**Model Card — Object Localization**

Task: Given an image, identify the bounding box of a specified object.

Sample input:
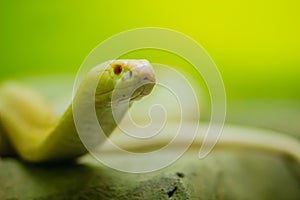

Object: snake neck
[0,80,130,162]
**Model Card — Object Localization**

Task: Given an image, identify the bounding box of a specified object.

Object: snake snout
[132,60,156,98]
[134,59,156,84]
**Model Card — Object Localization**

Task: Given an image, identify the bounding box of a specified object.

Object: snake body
[0,60,155,162]
[0,59,300,165]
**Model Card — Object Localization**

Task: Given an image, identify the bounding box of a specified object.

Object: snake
[1,59,300,164]
[0,59,155,162]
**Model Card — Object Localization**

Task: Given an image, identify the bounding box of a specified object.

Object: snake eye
[113,64,122,75]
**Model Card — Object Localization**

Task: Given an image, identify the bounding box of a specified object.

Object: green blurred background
[1,0,299,135]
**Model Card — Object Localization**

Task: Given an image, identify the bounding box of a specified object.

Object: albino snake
[0,59,300,165]
[0,60,155,162]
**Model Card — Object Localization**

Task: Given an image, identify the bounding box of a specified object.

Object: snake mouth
[129,83,151,101]
[104,79,155,107]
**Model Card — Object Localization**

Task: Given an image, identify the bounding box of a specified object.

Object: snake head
[84,59,155,108]
[108,59,156,104]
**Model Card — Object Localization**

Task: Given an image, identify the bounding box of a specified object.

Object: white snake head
[90,59,156,107]
[110,59,156,104]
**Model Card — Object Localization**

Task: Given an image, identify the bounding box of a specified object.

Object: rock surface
[1,148,299,200]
